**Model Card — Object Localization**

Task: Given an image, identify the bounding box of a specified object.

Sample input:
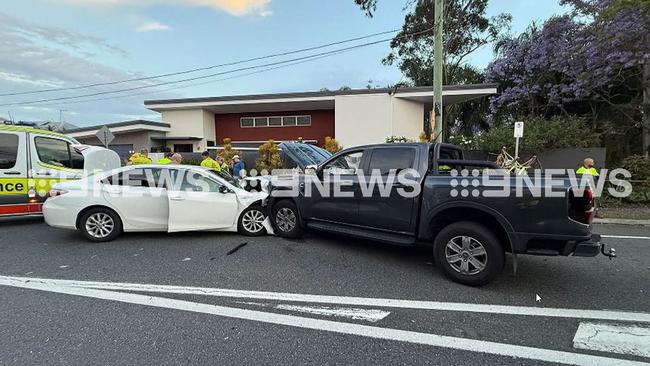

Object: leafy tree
[485,0,649,160]
[354,0,510,86]
[354,0,510,138]
[255,140,282,172]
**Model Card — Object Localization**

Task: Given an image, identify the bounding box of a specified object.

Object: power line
[0,27,433,108]
[35,50,351,107]
[0,29,399,97]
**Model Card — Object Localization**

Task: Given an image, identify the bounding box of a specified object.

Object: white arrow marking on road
[602,235,650,240]
[536,294,542,302]
[573,323,650,358]
[3,276,648,324]
[0,277,647,366]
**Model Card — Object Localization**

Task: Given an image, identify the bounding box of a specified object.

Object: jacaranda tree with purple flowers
[485,0,650,160]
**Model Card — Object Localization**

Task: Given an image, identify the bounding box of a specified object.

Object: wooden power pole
[433,0,444,143]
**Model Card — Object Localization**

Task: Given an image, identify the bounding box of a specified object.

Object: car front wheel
[238,205,268,237]
[79,207,123,242]
[433,221,504,286]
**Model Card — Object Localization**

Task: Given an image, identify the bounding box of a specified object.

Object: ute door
[302,149,366,224]
[0,130,28,215]
[167,169,239,233]
[30,133,83,200]
[357,146,419,233]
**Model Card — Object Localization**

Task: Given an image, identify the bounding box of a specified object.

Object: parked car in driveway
[268,143,614,286]
[43,165,271,242]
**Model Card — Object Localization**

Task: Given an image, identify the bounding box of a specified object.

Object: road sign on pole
[95,125,115,148]
[514,121,524,159]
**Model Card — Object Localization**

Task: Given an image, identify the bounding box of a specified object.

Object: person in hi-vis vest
[576,158,599,176]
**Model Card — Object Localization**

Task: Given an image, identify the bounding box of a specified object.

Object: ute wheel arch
[425,204,517,275]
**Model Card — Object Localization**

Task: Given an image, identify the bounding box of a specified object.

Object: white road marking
[602,235,650,241]
[573,322,650,358]
[0,277,646,366]
[237,301,391,322]
[274,304,390,322]
[3,276,648,324]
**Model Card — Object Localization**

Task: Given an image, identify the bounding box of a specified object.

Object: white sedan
[43,165,272,242]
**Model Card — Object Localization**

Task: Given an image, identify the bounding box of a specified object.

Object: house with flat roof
[144,84,497,151]
[65,120,171,157]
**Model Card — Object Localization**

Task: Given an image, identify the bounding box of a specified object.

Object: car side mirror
[219,185,231,194]
[305,164,318,175]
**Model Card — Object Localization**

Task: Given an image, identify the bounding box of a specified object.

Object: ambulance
[0,124,120,216]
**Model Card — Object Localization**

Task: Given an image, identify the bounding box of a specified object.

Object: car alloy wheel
[242,209,266,234]
[275,207,296,233]
[445,235,488,275]
[85,212,115,239]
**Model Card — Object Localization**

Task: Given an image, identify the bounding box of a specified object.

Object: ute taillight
[569,187,596,225]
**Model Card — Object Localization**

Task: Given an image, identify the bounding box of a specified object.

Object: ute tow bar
[601,244,616,260]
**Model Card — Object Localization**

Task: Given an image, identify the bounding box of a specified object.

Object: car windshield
[281,143,332,169]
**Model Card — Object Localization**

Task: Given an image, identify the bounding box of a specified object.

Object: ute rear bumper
[573,234,616,258]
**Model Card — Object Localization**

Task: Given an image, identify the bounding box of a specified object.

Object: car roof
[0,124,69,138]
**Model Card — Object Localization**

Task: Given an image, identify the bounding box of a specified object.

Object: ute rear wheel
[79,207,123,242]
[433,221,504,286]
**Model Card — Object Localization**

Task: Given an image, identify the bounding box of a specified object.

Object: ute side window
[368,148,415,175]
[0,134,19,169]
[34,137,84,169]
[322,151,364,175]
[437,146,463,175]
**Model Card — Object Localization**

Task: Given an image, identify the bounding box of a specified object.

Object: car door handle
[2,171,21,175]
[170,196,185,201]
[36,171,52,176]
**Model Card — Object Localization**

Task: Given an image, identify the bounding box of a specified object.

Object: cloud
[55,0,272,16]
[0,12,178,124]
[136,21,172,32]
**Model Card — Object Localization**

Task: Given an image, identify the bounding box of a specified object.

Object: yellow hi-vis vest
[201,157,222,172]
[576,166,599,176]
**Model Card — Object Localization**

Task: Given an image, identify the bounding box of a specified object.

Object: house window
[174,144,193,153]
[268,117,282,126]
[240,115,311,128]
[240,118,254,127]
[297,116,311,126]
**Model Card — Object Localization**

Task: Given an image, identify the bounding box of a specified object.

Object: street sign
[514,121,524,138]
[95,125,115,148]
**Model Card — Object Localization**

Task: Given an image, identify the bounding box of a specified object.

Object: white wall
[334,94,393,148]
[391,98,424,140]
[334,94,425,148]
[161,109,215,151]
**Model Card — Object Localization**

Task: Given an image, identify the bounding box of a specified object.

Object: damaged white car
[43,165,271,242]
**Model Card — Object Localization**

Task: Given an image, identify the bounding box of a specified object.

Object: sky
[0,0,569,127]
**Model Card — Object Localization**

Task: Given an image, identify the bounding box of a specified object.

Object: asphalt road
[0,217,648,366]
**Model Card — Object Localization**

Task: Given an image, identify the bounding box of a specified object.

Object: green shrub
[475,116,599,155]
[620,155,650,203]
